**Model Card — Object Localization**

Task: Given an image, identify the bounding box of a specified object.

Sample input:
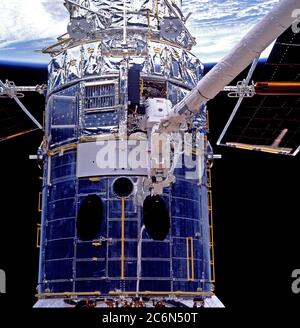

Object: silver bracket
[0,79,45,129]
[223,80,256,98]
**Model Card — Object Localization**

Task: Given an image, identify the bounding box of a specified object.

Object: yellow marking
[36,224,41,248]
[208,190,213,211]
[109,291,213,296]
[47,143,77,156]
[36,291,101,297]
[38,192,42,212]
[140,78,144,97]
[190,237,194,281]
[154,47,161,54]
[206,169,212,188]
[186,237,195,281]
[207,167,216,283]
[42,37,72,53]
[89,177,101,182]
[155,0,159,17]
[226,142,292,155]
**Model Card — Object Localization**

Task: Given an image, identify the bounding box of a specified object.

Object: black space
[0,62,299,325]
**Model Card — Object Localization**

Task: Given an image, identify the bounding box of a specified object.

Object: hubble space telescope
[0,0,299,307]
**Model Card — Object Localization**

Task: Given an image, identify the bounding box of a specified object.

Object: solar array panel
[220,26,300,155]
[0,97,39,142]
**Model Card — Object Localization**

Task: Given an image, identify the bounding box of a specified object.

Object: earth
[0,0,277,65]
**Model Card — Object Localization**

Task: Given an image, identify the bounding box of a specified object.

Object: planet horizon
[0,0,278,65]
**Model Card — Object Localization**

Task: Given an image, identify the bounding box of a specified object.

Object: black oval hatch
[77,194,103,241]
[143,195,170,241]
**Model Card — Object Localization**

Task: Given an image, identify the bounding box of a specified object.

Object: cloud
[0,0,278,64]
[0,0,68,47]
[0,47,16,52]
[182,0,278,62]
